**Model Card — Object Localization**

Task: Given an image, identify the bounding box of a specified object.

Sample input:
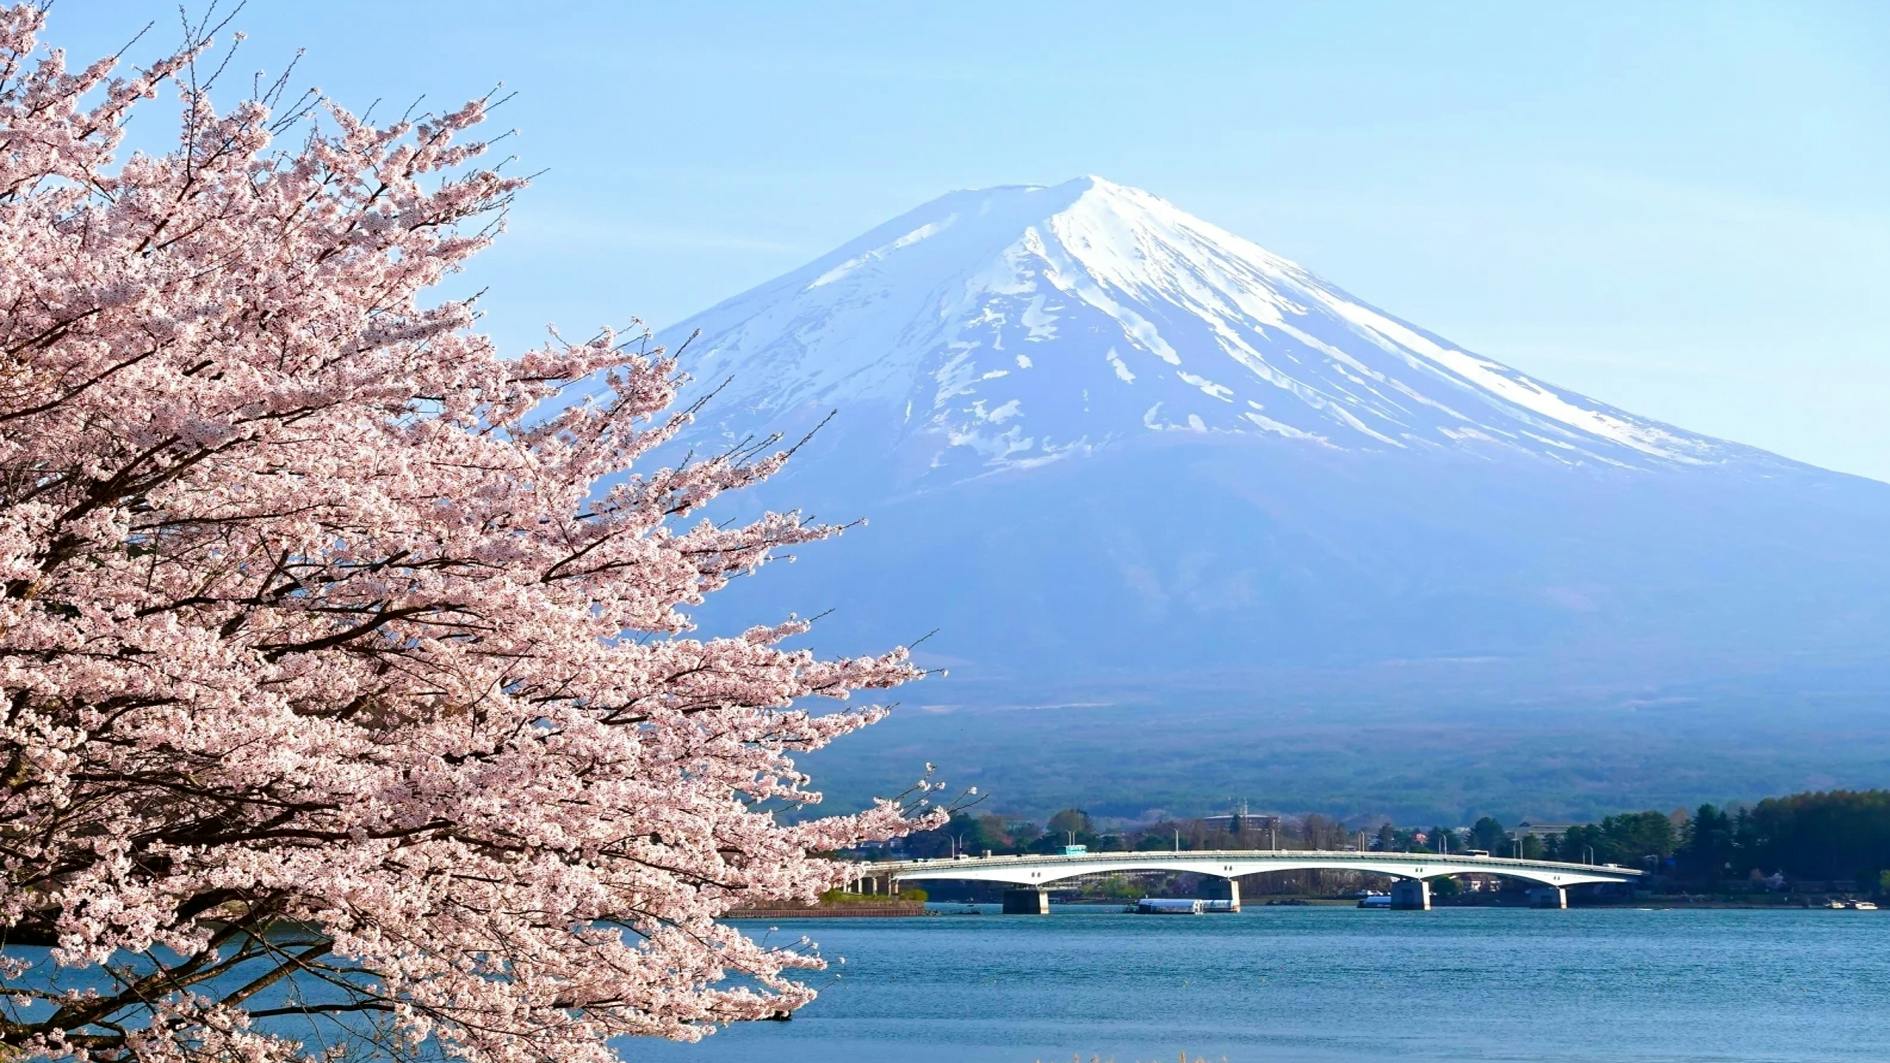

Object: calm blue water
[632,905,1890,1063]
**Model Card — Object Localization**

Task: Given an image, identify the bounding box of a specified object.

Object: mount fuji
[645,177,1890,818]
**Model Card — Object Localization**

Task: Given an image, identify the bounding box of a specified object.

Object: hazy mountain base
[718,427,1890,673]
[678,435,1890,824]
[799,658,1890,825]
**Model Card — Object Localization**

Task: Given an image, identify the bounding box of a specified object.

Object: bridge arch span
[866,851,1639,892]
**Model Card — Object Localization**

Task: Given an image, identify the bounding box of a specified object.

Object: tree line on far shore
[894,789,1890,893]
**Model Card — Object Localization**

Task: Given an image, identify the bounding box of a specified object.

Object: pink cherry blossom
[0,7,937,1061]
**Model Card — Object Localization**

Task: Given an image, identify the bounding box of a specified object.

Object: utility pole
[1173,828,1179,853]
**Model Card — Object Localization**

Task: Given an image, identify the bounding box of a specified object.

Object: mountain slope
[670,176,1801,486]
[634,177,1890,816]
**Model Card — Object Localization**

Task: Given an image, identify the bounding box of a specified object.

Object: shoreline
[723,903,930,919]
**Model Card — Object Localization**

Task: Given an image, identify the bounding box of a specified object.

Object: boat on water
[1849,900,1879,911]
[1825,899,1848,909]
[1130,897,1205,915]
[1357,893,1392,909]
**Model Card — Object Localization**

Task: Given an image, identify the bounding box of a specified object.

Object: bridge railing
[857,849,1643,877]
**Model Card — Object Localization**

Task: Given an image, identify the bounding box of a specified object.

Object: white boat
[1133,897,1204,915]
[1850,900,1878,911]
[1357,893,1392,909]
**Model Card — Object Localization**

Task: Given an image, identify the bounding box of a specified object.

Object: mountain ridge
[661,176,1820,494]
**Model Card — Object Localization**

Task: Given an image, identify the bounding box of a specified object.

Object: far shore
[723,895,1884,918]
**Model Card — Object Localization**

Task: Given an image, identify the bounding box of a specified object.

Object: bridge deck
[857,849,1643,889]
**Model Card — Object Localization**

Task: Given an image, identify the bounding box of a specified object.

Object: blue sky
[72,2,1890,480]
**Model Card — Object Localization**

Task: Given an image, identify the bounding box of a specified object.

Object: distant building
[1510,821,1575,841]
[1200,813,1281,834]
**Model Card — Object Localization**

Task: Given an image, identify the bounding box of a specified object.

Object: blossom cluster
[0,7,934,1061]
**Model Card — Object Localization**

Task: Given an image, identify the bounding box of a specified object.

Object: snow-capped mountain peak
[665,177,1777,485]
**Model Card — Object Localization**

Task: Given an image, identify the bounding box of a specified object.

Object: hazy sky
[72,2,1890,480]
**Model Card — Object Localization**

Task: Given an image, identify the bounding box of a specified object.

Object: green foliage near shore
[887,789,1890,895]
[1506,790,1890,891]
[1546,811,1679,866]
[1677,791,1890,887]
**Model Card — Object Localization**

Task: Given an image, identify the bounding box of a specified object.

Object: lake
[633,904,1890,1062]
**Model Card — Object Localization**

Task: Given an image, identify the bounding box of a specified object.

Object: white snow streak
[664,174,1751,482]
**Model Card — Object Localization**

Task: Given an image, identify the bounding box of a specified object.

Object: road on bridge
[850,849,1643,912]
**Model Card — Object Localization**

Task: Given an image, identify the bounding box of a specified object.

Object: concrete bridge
[855,849,1644,912]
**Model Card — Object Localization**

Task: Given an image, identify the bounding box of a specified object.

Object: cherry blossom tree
[0,7,939,1060]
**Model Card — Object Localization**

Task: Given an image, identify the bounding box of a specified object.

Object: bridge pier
[1002,888,1050,915]
[1529,885,1568,909]
[1389,879,1431,911]
[1217,878,1241,912]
